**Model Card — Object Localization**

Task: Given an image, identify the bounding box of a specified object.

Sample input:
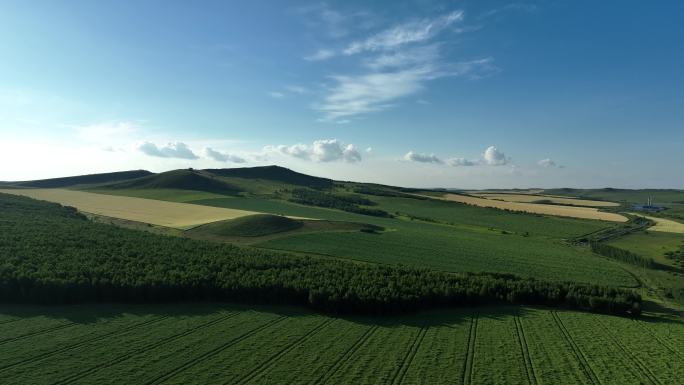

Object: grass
[470,192,620,207]
[608,231,684,265]
[0,303,681,385]
[172,195,637,286]
[0,188,258,229]
[257,225,637,287]
[369,196,614,239]
[187,214,304,237]
[431,193,628,222]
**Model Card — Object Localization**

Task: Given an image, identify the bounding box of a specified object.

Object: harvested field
[428,193,627,222]
[470,193,619,207]
[0,188,258,229]
[630,213,684,234]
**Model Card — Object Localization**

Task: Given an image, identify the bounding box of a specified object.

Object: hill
[189,214,304,237]
[9,170,153,188]
[101,169,239,195]
[203,165,333,189]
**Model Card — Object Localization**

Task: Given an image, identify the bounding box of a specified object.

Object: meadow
[0,303,681,385]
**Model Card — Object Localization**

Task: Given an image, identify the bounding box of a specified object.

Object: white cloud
[268,91,285,99]
[404,151,442,164]
[137,141,199,160]
[317,66,434,120]
[308,10,496,122]
[538,158,564,168]
[483,146,508,165]
[204,147,246,163]
[447,157,475,167]
[304,49,336,61]
[272,143,311,160]
[343,11,464,55]
[265,139,362,163]
[365,147,373,153]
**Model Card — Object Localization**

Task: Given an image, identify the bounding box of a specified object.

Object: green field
[174,195,637,286]
[0,303,681,385]
[5,168,684,384]
[608,231,684,266]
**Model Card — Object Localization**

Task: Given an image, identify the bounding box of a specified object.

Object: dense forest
[0,193,641,316]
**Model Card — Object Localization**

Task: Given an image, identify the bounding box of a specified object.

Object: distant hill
[203,165,333,189]
[102,169,239,195]
[11,170,153,188]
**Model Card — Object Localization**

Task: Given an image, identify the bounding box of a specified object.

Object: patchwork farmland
[2,167,684,384]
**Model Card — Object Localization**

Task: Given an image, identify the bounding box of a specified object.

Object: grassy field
[0,188,258,229]
[68,190,631,286]
[608,231,684,265]
[429,193,627,222]
[469,193,620,207]
[0,303,681,385]
[256,227,637,286]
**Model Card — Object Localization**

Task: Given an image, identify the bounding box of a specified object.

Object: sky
[1,0,683,188]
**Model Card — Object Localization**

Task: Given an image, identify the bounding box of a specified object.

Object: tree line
[589,242,655,269]
[288,188,393,218]
[0,193,641,316]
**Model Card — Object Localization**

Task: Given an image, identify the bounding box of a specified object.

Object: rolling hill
[100,169,240,195]
[7,170,153,188]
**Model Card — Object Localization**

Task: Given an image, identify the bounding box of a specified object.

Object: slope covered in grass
[189,214,303,237]
[10,170,153,188]
[100,169,239,195]
[204,165,332,189]
[0,193,640,315]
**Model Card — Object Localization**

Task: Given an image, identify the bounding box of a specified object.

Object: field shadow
[0,302,539,328]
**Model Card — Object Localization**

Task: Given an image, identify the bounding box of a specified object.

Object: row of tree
[589,242,655,268]
[0,193,641,316]
[288,188,393,218]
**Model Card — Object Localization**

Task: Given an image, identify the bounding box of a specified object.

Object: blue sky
[1,1,683,188]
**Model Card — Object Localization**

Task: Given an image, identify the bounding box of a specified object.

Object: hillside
[100,169,240,195]
[8,170,153,188]
[203,165,333,189]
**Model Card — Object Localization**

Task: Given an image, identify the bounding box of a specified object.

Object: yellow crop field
[470,193,619,207]
[0,189,258,229]
[429,193,627,222]
[629,213,684,233]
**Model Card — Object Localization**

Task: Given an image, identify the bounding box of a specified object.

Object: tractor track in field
[593,316,663,385]
[513,316,538,385]
[142,315,288,385]
[389,325,428,385]
[460,314,478,385]
[550,312,601,385]
[633,319,684,360]
[0,322,76,346]
[230,318,336,385]
[313,324,379,385]
[50,312,240,385]
[0,315,170,373]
